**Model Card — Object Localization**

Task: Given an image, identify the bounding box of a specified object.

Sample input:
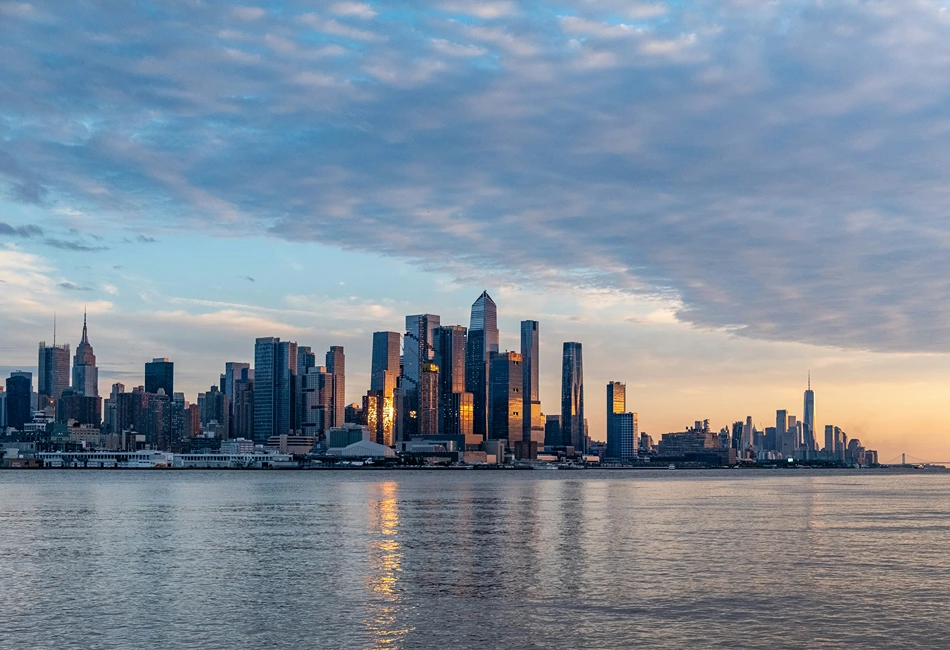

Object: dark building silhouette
[5,373,32,431]
[145,358,174,397]
[466,291,498,439]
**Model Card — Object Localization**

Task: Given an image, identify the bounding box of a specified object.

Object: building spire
[81,307,88,344]
[53,312,57,346]
[808,370,811,391]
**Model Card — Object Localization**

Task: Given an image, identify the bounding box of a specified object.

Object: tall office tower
[253,337,298,443]
[466,291,498,438]
[364,369,397,446]
[520,320,543,445]
[300,366,332,438]
[740,416,752,451]
[221,362,251,402]
[38,331,70,411]
[221,362,252,438]
[561,342,585,452]
[145,358,174,397]
[615,412,639,461]
[72,311,98,398]
[824,424,834,453]
[545,415,561,447]
[200,385,230,433]
[297,347,316,375]
[344,403,364,425]
[145,390,171,449]
[775,409,790,457]
[488,351,523,446]
[5,372,32,431]
[371,332,401,390]
[787,415,798,448]
[436,325,470,435]
[326,346,345,428]
[170,392,185,444]
[606,381,626,459]
[404,314,440,438]
[803,374,816,451]
[418,363,440,435]
[233,374,255,440]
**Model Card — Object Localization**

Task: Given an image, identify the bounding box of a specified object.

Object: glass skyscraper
[489,351,523,447]
[466,291,498,439]
[803,375,816,451]
[520,320,543,445]
[561,342,585,452]
[606,381,625,459]
[145,358,174,396]
[253,337,298,443]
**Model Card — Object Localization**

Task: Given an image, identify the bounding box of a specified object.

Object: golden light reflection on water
[363,481,411,648]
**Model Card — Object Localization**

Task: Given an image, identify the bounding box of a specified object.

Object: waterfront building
[803,375,816,451]
[403,314,440,438]
[300,366,332,438]
[199,385,230,435]
[520,320,543,446]
[72,312,98,398]
[544,415,561,447]
[418,362,439,435]
[561,342,585,452]
[253,337,298,443]
[606,381,626,459]
[37,336,70,413]
[233,374,254,440]
[466,291,498,439]
[144,358,174,397]
[5,372,32,431]
[326,346,345,428]
[615,412,638,461]
[488,351,523,447]
[371,332,401,390]
[824,424,834,453]
[344,403,364,425]
[435,325,471,436]
[776,409,792,457]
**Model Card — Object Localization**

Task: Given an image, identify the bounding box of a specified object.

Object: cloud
[136,234,157,243]
[57,281,90,291]
[0,222,44,237]
[330,2,376,19]
[5,0,950,354]
[44,238,109,252]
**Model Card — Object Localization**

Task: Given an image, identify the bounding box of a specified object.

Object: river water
[1,469,948,649]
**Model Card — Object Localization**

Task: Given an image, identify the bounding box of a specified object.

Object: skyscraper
[435,325,471,436]
[561,342,585,452]
[371,331,401,390]
[615,411,639,461]
[253,337,298,443]
[364,369,396,446]
[5,372,32,431]
[776,409,792,457]
[803,374,816,451]
[145,358,174,396]
[488,351,523,447]
[300,366,332,437]
[418,362,439,435]
[606,381,626,459]
[72,311,98,398]
[520,320,543,445]
[326,346,345,428]
[466,291,498,439]
[38,340,70,410]
[403,314,440,438]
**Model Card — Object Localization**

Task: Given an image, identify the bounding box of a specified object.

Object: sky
[2,0,950,461]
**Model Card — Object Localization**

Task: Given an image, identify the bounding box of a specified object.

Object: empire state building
[72,311,99,397]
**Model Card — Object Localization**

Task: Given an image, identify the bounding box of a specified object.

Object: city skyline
[4,2,950,460]
[0,299,895,461]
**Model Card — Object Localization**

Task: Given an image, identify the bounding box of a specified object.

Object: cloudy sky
[2,0,950,460]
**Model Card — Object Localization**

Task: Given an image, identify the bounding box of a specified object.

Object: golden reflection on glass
[363,481,411,648]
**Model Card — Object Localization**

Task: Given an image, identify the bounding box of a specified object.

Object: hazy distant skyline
[3,0,950,460]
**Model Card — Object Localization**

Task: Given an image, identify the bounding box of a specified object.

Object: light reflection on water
[2,470,950,649]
